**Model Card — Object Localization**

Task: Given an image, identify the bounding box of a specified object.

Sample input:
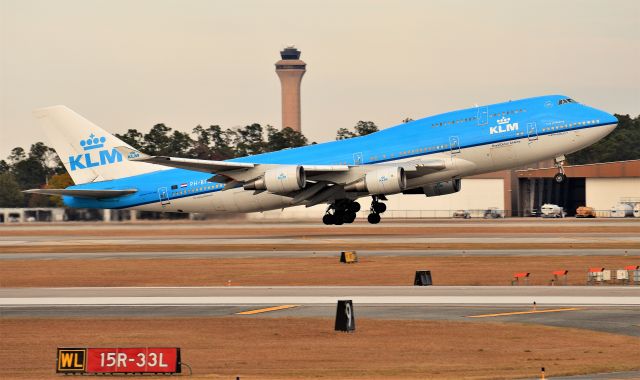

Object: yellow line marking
[466,308,582,318]
[236,305,300,315]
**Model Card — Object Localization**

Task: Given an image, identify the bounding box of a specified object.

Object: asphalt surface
[3,303,639,337]
[2,286,639,306]
[2,235,639,246]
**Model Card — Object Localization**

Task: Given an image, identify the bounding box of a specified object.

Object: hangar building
[515,159,640,216]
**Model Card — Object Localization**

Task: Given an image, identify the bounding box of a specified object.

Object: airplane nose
[600,110,618,126]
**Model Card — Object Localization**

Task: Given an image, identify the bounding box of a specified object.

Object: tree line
[0,121,379,207]
[1,115,637,208]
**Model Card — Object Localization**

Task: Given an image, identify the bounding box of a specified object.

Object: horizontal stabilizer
[23,188,137,199]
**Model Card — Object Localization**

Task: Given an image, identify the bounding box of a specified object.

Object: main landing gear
[367,196,386,224]
[323,200,361,225]
[322,196,388,225]
[553,155,567,184]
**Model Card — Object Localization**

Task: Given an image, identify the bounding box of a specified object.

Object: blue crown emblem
[80,134,106,151]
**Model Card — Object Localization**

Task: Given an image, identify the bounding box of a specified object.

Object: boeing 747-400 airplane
[26,95,617,224]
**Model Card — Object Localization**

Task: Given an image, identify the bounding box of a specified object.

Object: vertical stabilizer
[33,106,162,185]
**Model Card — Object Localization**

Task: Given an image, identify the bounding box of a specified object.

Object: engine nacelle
[344,167,406,195]
[423,179,461,197]
[243,166,306,193]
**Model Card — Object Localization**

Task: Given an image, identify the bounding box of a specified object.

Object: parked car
[483,207,503,219]
[541,204,565,218]
[575,206,596,218]
[610,203,633,218]
[452,210,471,219]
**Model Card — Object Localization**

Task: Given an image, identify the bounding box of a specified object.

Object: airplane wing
[23,188,137,199]
[115,146,350,182]
[114,146,454,202]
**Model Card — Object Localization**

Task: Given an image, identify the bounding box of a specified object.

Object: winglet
[115,146,151,161]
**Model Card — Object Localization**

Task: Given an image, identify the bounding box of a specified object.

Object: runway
[3,286,639,306]
[3,287,639,337]
[2,219,639,254]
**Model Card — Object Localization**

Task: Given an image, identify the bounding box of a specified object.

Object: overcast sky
[1,0,638,158]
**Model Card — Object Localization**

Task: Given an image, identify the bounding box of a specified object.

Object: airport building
[515,159,640,216]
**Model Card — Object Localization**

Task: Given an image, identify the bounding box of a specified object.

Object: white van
[541,204,565,218]
[610,203,633,218]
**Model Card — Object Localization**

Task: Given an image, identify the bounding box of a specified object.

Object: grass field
[2,255,638,287]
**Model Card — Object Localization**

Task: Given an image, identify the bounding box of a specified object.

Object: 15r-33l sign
[56,347,181,374]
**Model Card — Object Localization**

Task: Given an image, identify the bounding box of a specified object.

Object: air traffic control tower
[275,46,306,132]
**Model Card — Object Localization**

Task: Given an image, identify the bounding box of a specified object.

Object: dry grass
[3,241,640,254]
[1,317,638,379]
[2,255,638,287]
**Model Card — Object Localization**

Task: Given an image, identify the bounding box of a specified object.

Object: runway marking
[466,307,582,318]
[236,305,299,315]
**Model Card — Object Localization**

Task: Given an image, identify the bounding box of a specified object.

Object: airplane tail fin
[33,105,161,185]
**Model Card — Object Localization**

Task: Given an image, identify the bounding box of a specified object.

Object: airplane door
[449,136,461,155]
[527,122,538,141]
[353,152,363,165]
[477,106,488,126]
[157,187,170,206]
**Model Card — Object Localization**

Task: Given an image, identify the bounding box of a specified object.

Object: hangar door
[519,177,585,216]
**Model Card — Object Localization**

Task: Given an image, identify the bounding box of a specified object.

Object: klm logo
[69,134,122,171]
[277,173,288,180]
[490,117,519,135]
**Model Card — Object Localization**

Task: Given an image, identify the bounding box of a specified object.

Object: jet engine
[243,166,306,193]
[344,167,406,195]
[403,179,461,197]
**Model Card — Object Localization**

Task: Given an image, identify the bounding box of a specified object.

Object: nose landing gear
[367,196,386,224]
[553,155,567,184]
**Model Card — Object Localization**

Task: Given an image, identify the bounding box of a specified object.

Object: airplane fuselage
[62,95,618,214]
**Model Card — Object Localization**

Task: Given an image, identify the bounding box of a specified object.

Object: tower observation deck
[275,46,306,133]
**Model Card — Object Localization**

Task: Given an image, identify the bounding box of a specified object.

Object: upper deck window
[558,98,576,105]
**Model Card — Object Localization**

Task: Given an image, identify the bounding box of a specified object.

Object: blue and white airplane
[27,95,617,224]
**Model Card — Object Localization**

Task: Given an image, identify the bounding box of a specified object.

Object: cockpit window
[558,98,576,105]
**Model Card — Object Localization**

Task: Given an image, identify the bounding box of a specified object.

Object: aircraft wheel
[372,202,387,213]
[367,213,381,224]
[348,202,361,213]
[553,173,567,184]
[345,211,357,223]
[322,214,335,225]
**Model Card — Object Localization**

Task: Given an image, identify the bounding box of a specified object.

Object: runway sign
[335,300,356,332]
[340,251,358,263]
[56,347,180,374]
[414,270,432,286]
[56,348,86,373]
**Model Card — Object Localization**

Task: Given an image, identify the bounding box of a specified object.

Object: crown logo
[497,117,510,125]
[80,134,106,151]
